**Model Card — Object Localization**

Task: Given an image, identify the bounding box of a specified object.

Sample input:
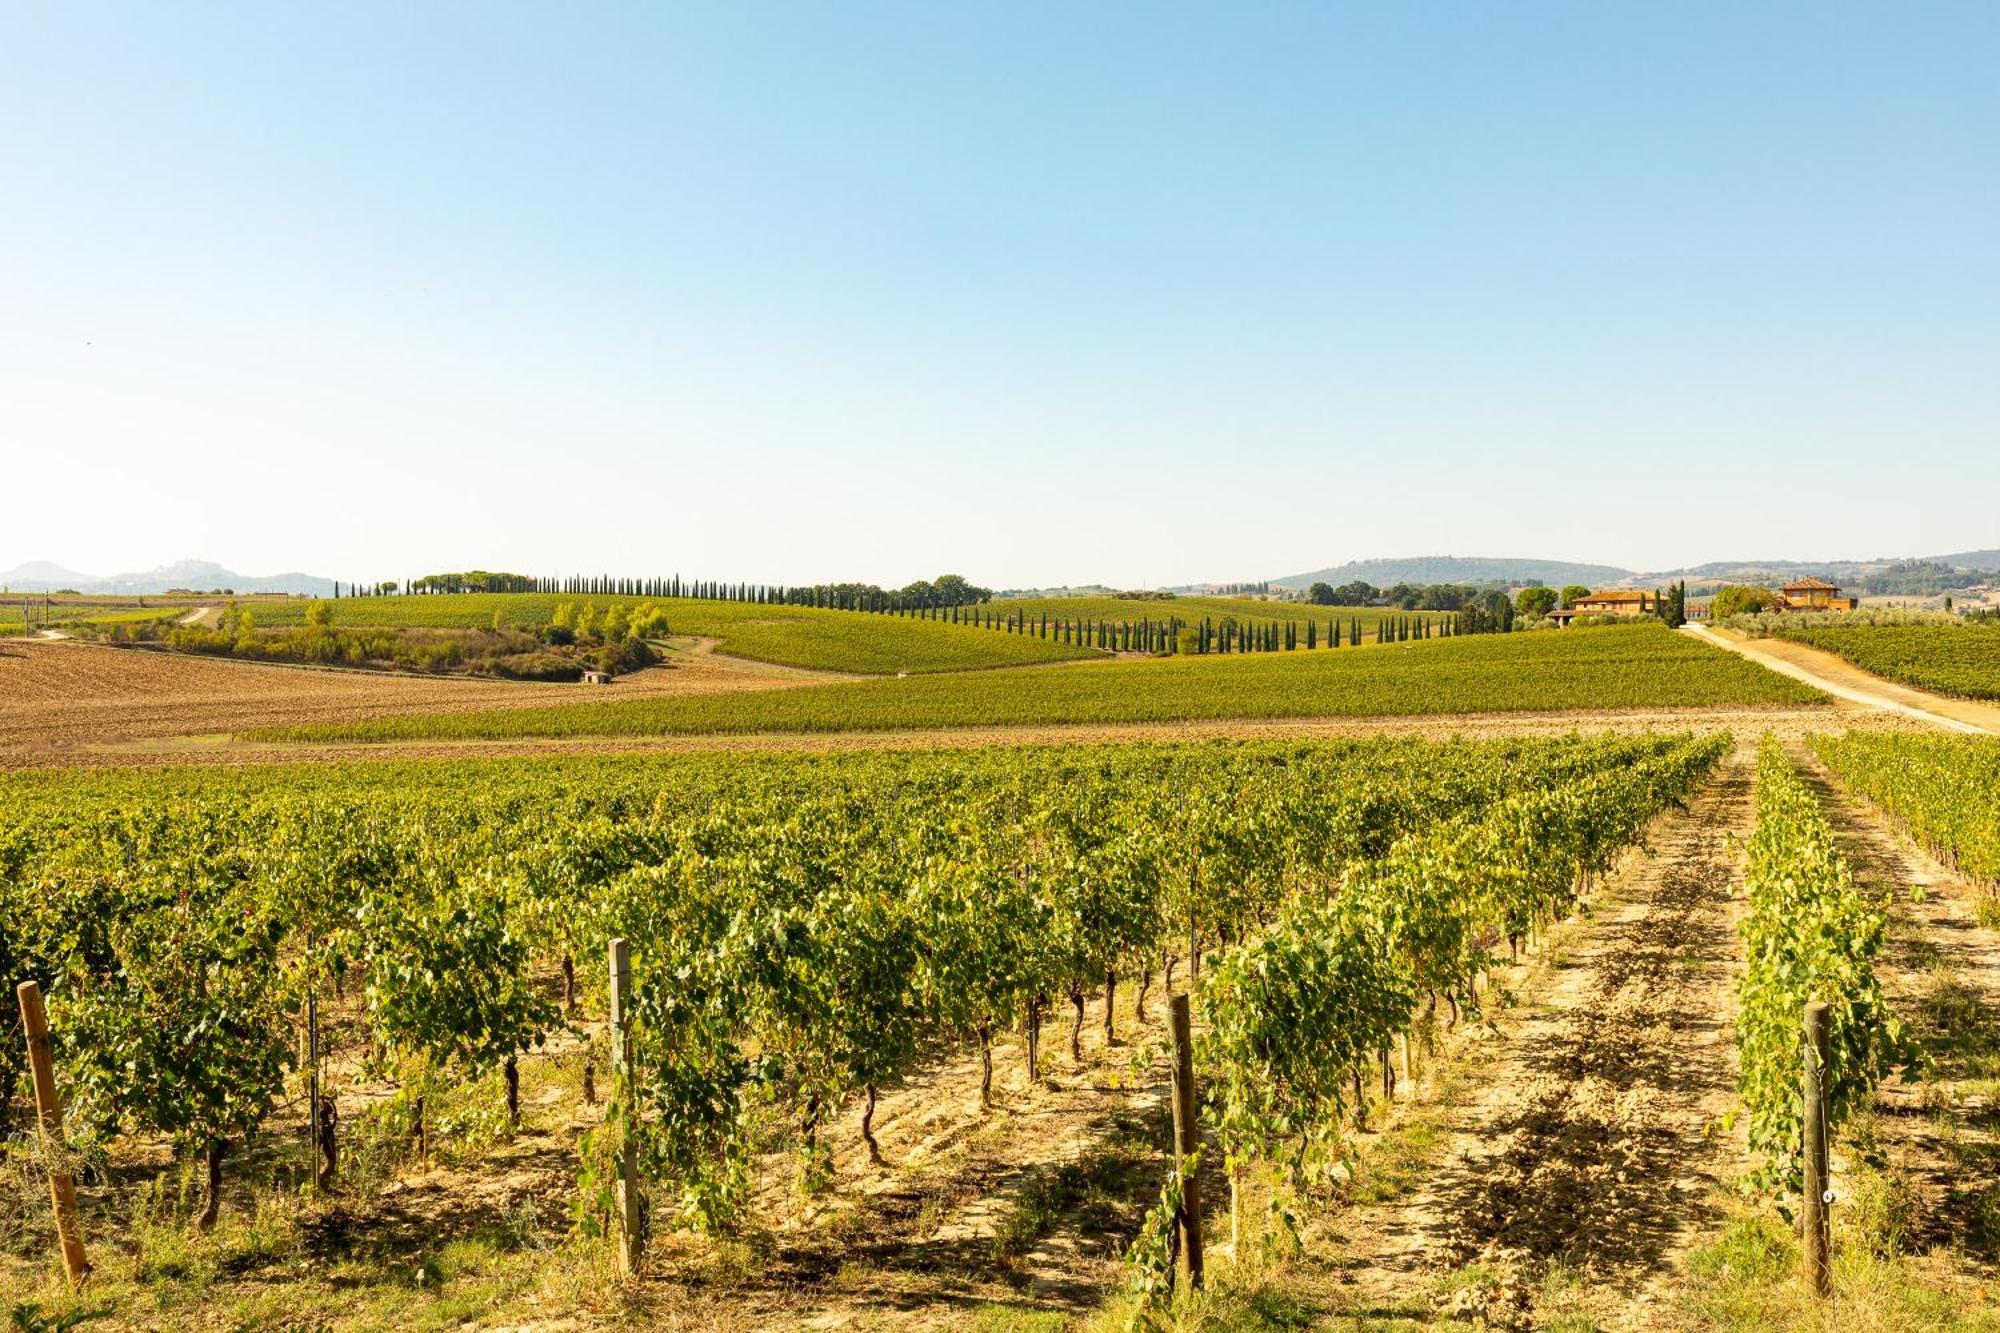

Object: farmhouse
[1572,589,1659,615]
[1776,577,1858,612]
[1547,588,1658,627]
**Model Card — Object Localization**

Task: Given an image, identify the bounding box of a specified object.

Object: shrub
[1712,585,1778,618]
[491,652,584,682]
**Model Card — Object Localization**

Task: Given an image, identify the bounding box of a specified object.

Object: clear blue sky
[4,3,1996,587]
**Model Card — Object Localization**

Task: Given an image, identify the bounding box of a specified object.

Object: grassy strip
[251,592,1099,675]
[248,624,1824,743]
[1773,623,2000,701]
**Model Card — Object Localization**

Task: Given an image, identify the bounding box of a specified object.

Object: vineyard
[1,733,1725,1322]
[1772,623,2000,701]
[963,594,1449,640]
[173,595,1100,677]
[249,623,1825,744]
[256,591,1458,669]
[1735,739,1897,1201]
[1813,732,2000,891]
[7,721,2000,1326]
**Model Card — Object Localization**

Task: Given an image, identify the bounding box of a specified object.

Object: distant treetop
[413,571,540,594]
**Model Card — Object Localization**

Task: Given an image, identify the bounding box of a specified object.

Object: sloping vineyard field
[251,622,1825,744]
[251,593,1099,675]
[988,594,1444,636]
[1814,731,2000,888]
[1,732,1722,1321]
[1774,623,2000,701]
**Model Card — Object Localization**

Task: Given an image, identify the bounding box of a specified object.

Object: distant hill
[0,558,333,596]
[1640,550,1999,590]
[1272,555,1633,591]
[0,560,97,590]
[1271,547,1999,594]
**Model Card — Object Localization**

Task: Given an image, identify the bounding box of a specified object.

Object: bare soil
[12,699,1905,772]
[1323,747,1757,1329]
[0,637,812,767]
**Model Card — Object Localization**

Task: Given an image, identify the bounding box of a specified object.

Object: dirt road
[1683,624,1999,735]
[1328,747,1756,1328]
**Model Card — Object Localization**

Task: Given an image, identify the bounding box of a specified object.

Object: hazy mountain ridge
[1272,556,1633,590]
[0,559,333,596]
[1273,548,1999,592]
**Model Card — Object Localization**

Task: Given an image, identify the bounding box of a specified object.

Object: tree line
[333,572,997,610]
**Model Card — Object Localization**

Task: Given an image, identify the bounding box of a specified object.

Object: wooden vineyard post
[1168,993,1204,1292]
[1802,1001,1832,1298]
[608,938,643,1276]
[17,981,89,1286]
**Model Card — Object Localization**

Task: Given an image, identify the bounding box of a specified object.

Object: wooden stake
[1168,993,1204,1292]
[1802,1001,1832,1298]
[17,980,89,1286]
[608,939,642,1275]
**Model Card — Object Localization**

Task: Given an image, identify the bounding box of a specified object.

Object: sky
[3,3,1996,589]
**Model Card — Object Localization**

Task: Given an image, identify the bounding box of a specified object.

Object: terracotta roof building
[1777,578,1858,612]
[1570,589,1660,614]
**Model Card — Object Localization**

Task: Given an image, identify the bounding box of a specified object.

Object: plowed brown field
[0,639,805,767]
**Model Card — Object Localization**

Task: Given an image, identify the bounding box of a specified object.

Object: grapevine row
[0,735,1715,1242]
[1812,732,2000,889]
[1735,737,1898,1200]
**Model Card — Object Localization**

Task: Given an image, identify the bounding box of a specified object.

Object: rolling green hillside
[1773,623,2000,700]
[991,594,1443,640]
[251,593,1098,675]
[252,623,1823,743]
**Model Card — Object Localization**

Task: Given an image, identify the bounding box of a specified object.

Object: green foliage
[0,730,1722,1254]
[412,571,538,594]
[1712,585,1779,618]
[1514,586,1558,619]
[29,809,295,1224]
[252,623,1824,743]
[252,592,1095,674]
[360,846,556,1089]
[1774,623,2000,700]
[9,1303,115,1333]
[1736,738,1900,1201]
[993,593,1434,638]
[1814,733,2000,888]
[1199,735,1724,1205]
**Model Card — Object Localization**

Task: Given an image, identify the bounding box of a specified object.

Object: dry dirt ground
[5,694,1904,774]
[0,637,817,768]
[1319,746,1757,1330]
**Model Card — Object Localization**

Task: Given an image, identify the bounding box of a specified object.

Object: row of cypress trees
[328,573,1504,655]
